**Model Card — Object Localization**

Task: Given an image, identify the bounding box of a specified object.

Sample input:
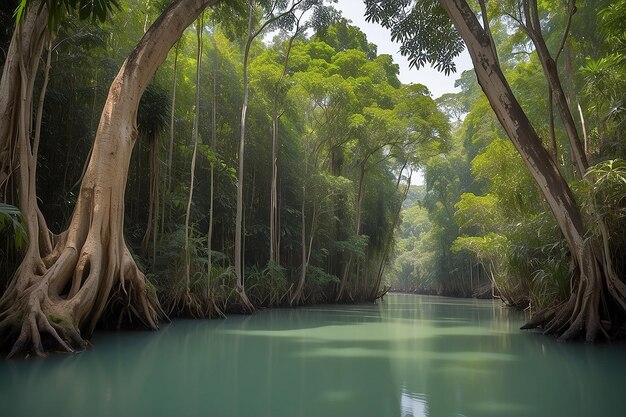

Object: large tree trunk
[439,0,626,341]
[0,0,219,357]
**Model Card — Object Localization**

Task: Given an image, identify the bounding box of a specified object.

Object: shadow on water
[0,294,625,417]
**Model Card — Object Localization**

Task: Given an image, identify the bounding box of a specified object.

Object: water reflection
[401,387,428,417]
[0,294,625,417]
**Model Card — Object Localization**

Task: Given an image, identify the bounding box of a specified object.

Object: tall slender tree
[269,8,306,267]
[181,12,205,316]
[234,0,303,312]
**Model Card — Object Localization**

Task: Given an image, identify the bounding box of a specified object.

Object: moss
[146,279,158,298]
[16,309,25,323]
[47,313,72,329]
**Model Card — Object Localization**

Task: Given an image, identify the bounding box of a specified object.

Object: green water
[1,294,624,417]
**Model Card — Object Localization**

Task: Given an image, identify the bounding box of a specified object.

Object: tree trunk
[522,0,587,175]
[0,4,47,200]
[235,0,302,311]
[291,184,308,306]
[336,161,366,302]
[181,13,204,317]
[370,165,411,300]
[577,102,589,159]
[547,87,558,165]
[234,0,256,312]
[141,133,160,261]
[290,182,319,305]
[270,10,302,266]
[2,3,54,298]
[440,0,626,341]
[207,19,218,301]
[167,41,180,195]
[162,40,180,236]
[270,103,279,264]
[0,0,219,357]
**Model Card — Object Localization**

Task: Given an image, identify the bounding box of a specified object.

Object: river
[1,294,624,416]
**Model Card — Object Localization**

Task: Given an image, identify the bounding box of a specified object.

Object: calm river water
[1,294,624,417]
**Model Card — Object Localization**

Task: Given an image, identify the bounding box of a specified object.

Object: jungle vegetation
[0,0,624,356]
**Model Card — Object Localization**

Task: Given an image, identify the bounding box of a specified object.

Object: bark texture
[0,0,218,357]
[233,0,256,313]
[0,4,47,198]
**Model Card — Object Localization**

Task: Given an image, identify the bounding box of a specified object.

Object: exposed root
[0,281,84,357]
[521,242,621,342]
[235,285,255,314]
[520,304,558,330]
[167,290,203,318]
[1,0,224,357]
[209,296,226,319]
[0,235,165,357]
[290,281,304,306]
[375,285,390,301]
[163,281,228,319]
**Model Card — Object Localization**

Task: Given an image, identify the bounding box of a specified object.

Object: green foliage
[599,0,626,54]
[20,0,622,317]
[454,193,501,233]
[304,265,339,302]
[314,17,377,58]
[0,204,27,250]
[138,83,170,138]
[529,241,570,310]
[451,233,509,260]
[149,224,236,317]
[584,159,626,227]
[247,261,288,306]
[363,0,464,74]
[382,0,624,305]
[15,0,121,30]
[333,234,368,258]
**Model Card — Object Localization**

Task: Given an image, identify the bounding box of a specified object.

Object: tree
[232,0,305,312]
[269,7,307,269]
[0,0,219,357]
[365,0,626,341]
[180,12,205,316]
[0,3,48,197]
[138,84,170,262]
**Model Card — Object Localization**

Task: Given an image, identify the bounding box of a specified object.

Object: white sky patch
[335,1,473,99]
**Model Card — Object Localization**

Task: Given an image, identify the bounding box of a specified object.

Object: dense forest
[0,0,624,357]
[384,0,626,331]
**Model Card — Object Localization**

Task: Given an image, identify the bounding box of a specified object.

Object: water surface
[1,294,624,417]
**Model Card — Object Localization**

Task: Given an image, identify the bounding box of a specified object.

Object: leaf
[0,204,27,250]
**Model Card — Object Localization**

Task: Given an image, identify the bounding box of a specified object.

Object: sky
[334,1,473,99]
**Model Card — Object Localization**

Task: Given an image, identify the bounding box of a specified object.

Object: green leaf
[0,204,27,250]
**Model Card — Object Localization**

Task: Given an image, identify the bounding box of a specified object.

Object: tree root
[235,285,255,314]
[375,285,390,301]
[0,281,86,357]
[521,242,622,342]
[0,238,165,357]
